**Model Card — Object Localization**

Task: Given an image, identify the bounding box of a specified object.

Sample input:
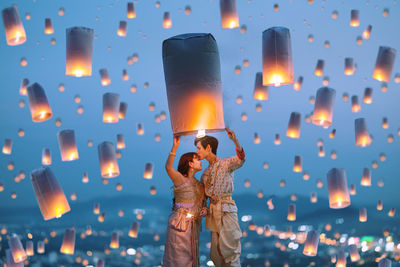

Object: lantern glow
[372,46,397,82]
[27,83,53,122]
[327,168,351,209]
[2,6,27,46]
[303,230,319,256]
[220,0,239,29]
[60,228,75,255]
[98,141,120,178]
[57,130,79,161]
[66,27,94,77]
[312,87,336,127]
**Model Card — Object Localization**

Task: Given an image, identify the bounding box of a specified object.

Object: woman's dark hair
[194,135,218,155]
[177,152,197,176]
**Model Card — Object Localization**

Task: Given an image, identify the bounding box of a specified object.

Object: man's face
[196,141,207,160]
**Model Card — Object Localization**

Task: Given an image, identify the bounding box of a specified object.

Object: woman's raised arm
[165,135,183,183]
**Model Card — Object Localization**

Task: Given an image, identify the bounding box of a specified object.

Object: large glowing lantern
[348,245,360,262]
[143,163,154,179]
[363,87,373,104]
[312,87,336,128]
[372,46,397,82]
[57,130,79,161]
[327,168,351,209]
[30,166,71,220]
[162,33,225,135]
[127,2,136,18]
[8,234,27,263]
[66,26,94,77]
[293,155,302,172]
[60,228,75,254]
[379,258,392,267]
[344,58,355,75]
[253,72,268,100]
[303,230,319,256]
[42,148,51,165]
[359,207,367,222]
[163,12,172,28]
[336,250,346,267]
[103,93,120,123]
[219,0,239,29]
[99,69,111,86]
[351,95,361,112]
[314,59,324,76]
[110,232,119,248]
[37,241,44,254]
[262,27,294,86]
[44,18,54,34]
[25,240,34,256]
[287,204,296,221]
[2,6,26,46]
[5,249,23,267]
[129,222,140,238]
[286,112,301,138]
[98,141,120,178]
[3,138,12,154]
[119,102,128,119]
[362,25,372,39]
[350,9,360,27]
[27,83,53,122]
[360,167,371,186]
[116,134,125,149]
[355,118,372,147]
[117,21,127,37]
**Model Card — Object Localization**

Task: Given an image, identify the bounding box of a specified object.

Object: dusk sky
[0,0,399,212]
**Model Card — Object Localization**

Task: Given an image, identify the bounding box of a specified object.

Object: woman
[163,136,206,267]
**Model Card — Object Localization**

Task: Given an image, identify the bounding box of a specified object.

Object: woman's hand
[200,207,208,217]
[173,135,181,148]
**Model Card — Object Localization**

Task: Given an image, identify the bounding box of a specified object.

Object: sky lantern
[312,87,335,128]
[327,168,351,209]
[129,222,140,238]
[98,141,119,178]
[137,123,144,135]
[350,9,360,27]
[103,93,120,123]
[44,18,54,34]
[318,146,325,157]
[96,259,105,267]
[388,208,395,217]
[344,58,355,75]
[66,27,94,77]
[372,46,397,82]
[262,27,294,86]
[116,134,125,149]
[314,60,324,76]
[5,249,23,267]
[293,155,302,172]
[127,2,136,18]
[274,134,281,145]
[2,138,12,154]
[162,33,225,136]
[99,69,111,86]
[379,259,392,267]
[93,203,100,214]
[303,230,319,256]
[351,95,361,112]
[359,208,367,222]
[119,102,128,119]
[20,78,29,95]
[82,172,89,183]
[355,118,372,147]
[42,148,51,165]
[363,87,373,104]
[360,168,371,186]
[287,204,296,221]
[60,228,75,255]
[8,234,27,263]
[110,232,119,249]
[377,200,383,210]
[336,250,346,267]
[382,117,388,129]
[310,192,317,203]
[57,130,79,161]
[27,83,53,122]
[25,240,34,256]
[117,21,127,37]
[362,25,372,39]
[293,76,303,91]
[122,69,129,80]
[329,129,336,138]
[348,244,360,262]
[2,6,26,46]
[31,167,71,220]
[253,72,269,100]
[220,0,239,29]
[143,163,154,179]
[350,184,356,195]
[286,112,301,138]
[162,12,172,28]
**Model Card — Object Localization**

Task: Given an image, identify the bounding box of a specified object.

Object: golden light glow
[196,129,206,138]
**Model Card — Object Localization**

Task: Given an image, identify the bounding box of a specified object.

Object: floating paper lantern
[342,93,349,102]
[220,0,239,29]
[310,192,317,203]
[329,129,336,138]
[119,102,128,119]
[303,230,319,256]
[360,167,371,186]
[350,184,356,195]
[382,117,388,129]
[318,146,325,157]
[336,250,346,267]
[42,148,51,165]
[351,95,361,112]
[293,155,302,172]
[26,240,34,256]
[327,168,351,209]
[137,123,144,135]
[362,25,372,39]
[254,133,261,144]
[312,87,336,127]
[344,58,355,75]
[117,21,127,36]
[286,112,301,138]
[355,118,372,147]
[363,88,373,104]
[330,150,337,159]
[163,33,225,135]
[82,172,89,183]
[236,95,243,104]
[143,163,153,179]
[110,232,119,249]
[2,138,12,154]
[314,60,324,76]
[359,207,367,222]
[253,72,269,100]
[287,204,296,221]
[379,259,392,267]
[93,203,100,214]
[96,259,105,267]
[116,134,125,149]
[27,83,53,122]
[19,78,29,95]
[163,12,172,28]
[262,27,294,86]
[388,208,395,217]
[293,76,303,91]
[99,69,111,86]
[350,10,360,27]
[129,222,140,238]
[8,234,27,263]
[127,2,136,18]
[2,6,26,45]
[44,18,54,34]
[57,130,79,161]
[348,244,360,262]
[98,141,119,178]
[274,134,281,145]
[60,228,75,254]
[372,46,397,82]
[66,27,94,77]
[6,249,23,267]
[103,93,120,123]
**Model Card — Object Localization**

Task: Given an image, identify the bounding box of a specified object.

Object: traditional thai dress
[163,177,205,267]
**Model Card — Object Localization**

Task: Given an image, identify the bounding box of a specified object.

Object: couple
[163,128,245,267]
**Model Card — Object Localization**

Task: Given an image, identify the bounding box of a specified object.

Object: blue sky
[0,0,399,209]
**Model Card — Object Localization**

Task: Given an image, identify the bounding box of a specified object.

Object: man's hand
[225,127,236,141]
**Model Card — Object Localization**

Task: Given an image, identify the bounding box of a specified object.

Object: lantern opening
[196,129,206,138]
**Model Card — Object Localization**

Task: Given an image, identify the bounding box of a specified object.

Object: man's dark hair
[194,135,218,155]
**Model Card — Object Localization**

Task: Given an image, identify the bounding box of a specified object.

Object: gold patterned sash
[206,194,236,233]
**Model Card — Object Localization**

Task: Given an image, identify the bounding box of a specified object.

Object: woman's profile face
[190,155,202,172]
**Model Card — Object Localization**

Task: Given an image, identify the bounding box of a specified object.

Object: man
[194,128,245,267]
